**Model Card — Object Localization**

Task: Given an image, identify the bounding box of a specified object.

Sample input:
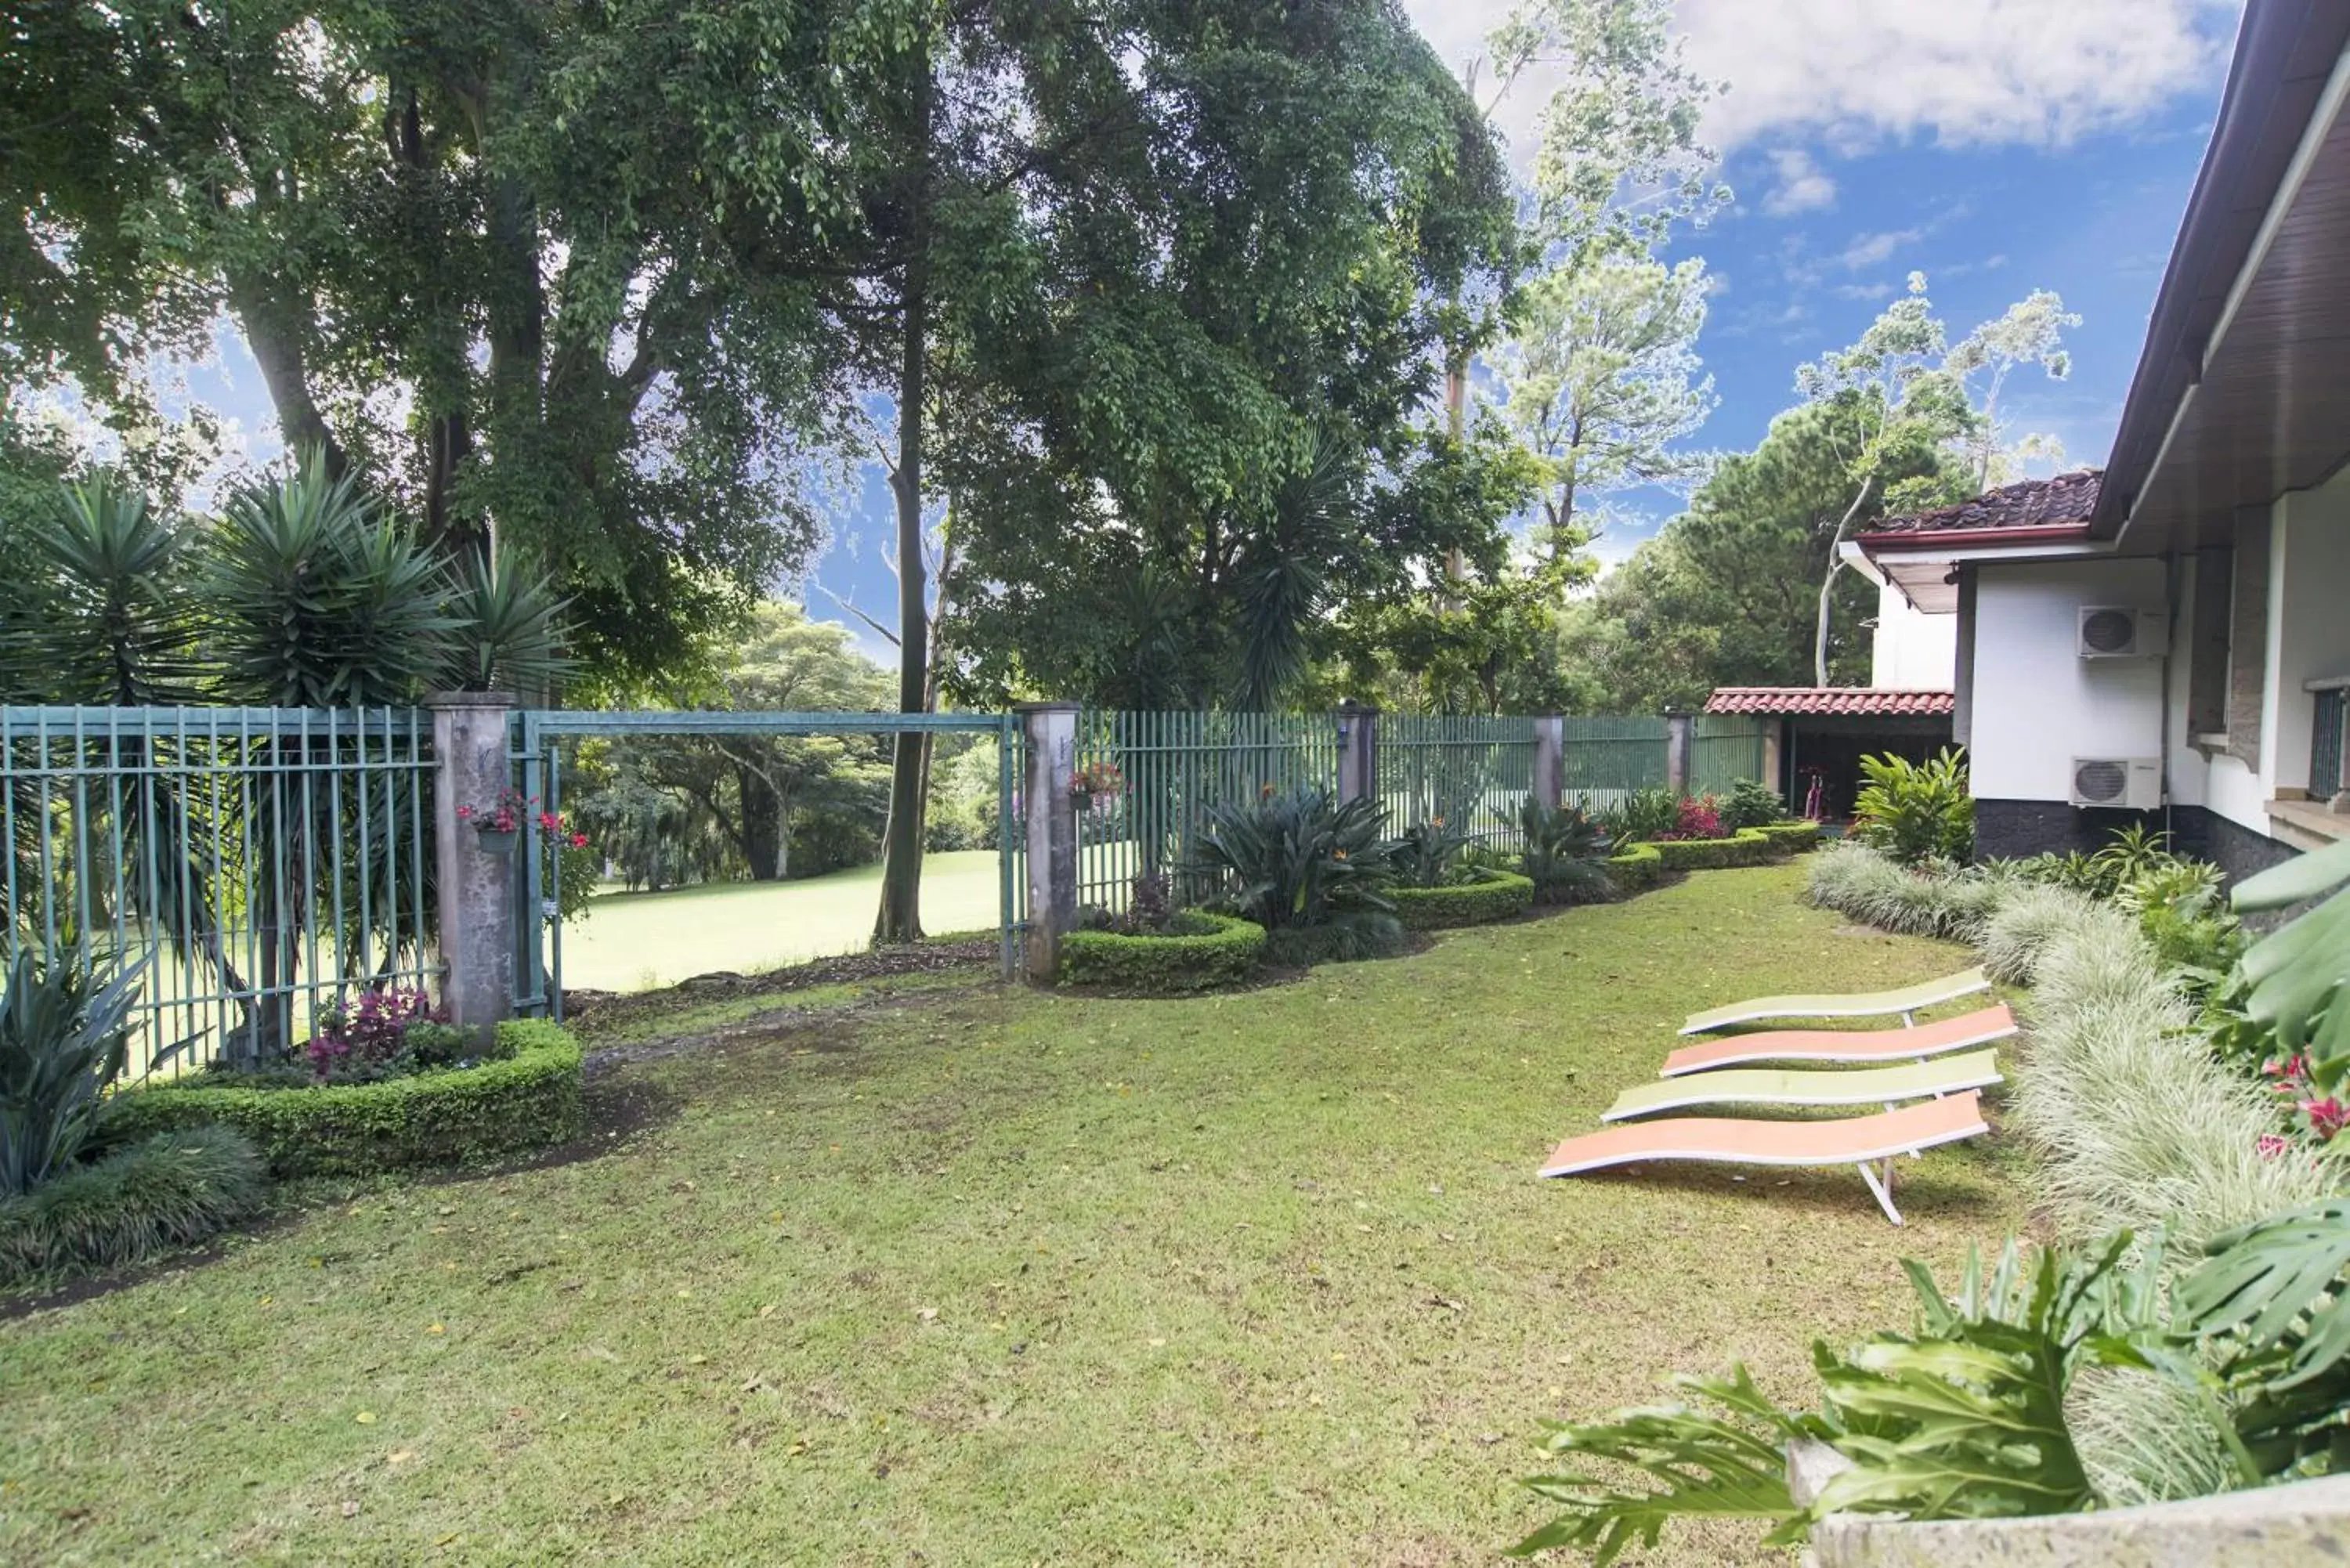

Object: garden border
[105,1019,586,1178]
[1608,821,1819,889]
[1058,912,1267,993]
[1389,867,1537,930]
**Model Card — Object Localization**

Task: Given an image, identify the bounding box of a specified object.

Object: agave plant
[438,543,573,698]
[0,950,143,1197]
[1191,786,1395,931]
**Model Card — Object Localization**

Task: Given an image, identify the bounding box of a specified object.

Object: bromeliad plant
[1390,814,1482,888]
[0,950,143,1197]
[1191,786,1397,933]
[1518,800,1614,906]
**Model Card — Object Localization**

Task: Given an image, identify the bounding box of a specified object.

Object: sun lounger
[1538,1091,1990,1226]
[1661,1003,2017,1078]
[1679,966,1991,1035]
[1603,1049,2002,1122]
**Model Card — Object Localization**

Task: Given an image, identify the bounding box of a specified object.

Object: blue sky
[85,0,2245,654]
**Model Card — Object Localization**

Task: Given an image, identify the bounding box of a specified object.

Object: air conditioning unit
[2070,757,2162,810]
[2077,605,2169,659]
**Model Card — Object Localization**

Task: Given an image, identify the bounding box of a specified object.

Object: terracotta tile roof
[1703,688,1956,718]
[1861,470,2102,537]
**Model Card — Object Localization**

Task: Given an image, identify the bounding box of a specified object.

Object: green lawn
[0,864,2029,1565]
[561,850,1007,992]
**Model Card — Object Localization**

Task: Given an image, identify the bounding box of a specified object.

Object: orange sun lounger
[1658,1004,2018,1078]
[1536,1092,1990,1226]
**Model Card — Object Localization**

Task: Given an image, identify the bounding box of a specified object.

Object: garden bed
[1058,912,1267,993]
[1388,867,1536,930]
[105,1019,586,1179]
[1610,819,1820,886]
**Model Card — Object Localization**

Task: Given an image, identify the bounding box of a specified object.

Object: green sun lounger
[1600,1049,2003,1122]
[1679,966,1991,1035]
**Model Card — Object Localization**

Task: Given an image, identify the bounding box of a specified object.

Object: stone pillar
[1018,703,1080,985]
[431,692,519,1032]
[1665,710,1694,797]
[1336,701,1379,806]
[1532,716,1565,812]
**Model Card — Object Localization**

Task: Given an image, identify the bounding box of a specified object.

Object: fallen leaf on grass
[354,1411,378,1425]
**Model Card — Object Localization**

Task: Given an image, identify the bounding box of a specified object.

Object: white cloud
[1401,0,2235,163]
[1836,227,1924,270]
[1761,148,1837,215]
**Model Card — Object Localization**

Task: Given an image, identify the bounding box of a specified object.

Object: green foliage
[1595,787,1681,845]
[1514,1235,2184,1559]
[1058,912,1266,995]
[437,544,573,699]
[1258,912,1409,968]
[1389,818,1484,890]
[1806,840,2005,941]
[104,1020,584,1179]
[1851,748,1975,866]
[0,1124,265,1287]
[1388,869,1535,930]
[2229,835,2350,1089]
[1645,828,1797,871]
[1603,840,1665,891]
[0,949,143,1198]
[2178,1199,2350,1475]
[1716,779,1786,834]
[1192,788,1398,933]
[13,474,204,706]
[1517,800,1615,906]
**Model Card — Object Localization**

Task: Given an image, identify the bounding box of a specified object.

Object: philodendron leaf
[2178,1199,2350,1391]
[2234,836,2350,913]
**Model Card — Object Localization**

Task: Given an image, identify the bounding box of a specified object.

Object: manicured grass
[0,865,2027,1565]
[562,850,1007,992]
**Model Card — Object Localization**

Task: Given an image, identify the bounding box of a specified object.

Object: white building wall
[2270,479,2350,793]
[1969,558,2169,800]
[1871,580,1958,690]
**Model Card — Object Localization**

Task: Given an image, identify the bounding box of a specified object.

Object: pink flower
[569,833,588,849]
[2301,1097,2348,1141]
[2258,1133,2292,1160]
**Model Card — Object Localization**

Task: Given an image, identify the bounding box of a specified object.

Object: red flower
[2257,1133,2292,1160]
[569,833,588,849]
[2301,1097,2348,1141]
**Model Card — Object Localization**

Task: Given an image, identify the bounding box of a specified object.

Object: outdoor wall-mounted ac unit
[2070,757,2162,810]
[2077,605,2169,659]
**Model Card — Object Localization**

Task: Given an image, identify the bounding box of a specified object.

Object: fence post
[1336,701,1379,806]
[1665,710,1694,797]
[1761,721,1785,800]
[1533,715,1565,812]
[1018,702,1080,985]
[432,691,518,1032]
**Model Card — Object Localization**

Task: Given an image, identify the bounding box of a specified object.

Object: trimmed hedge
[1620,821,1824,876]
[0,1125,267,1286]
[1755,819,1823,852]
[1605,841,1665,891]
[1059,912,1267,993]
[1388,868,1536,930]
[106,1018,586,1179]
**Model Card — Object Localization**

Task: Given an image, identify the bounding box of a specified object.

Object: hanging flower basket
[457,790,528,857]
[474,824,520,857]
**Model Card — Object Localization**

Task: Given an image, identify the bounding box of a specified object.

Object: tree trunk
[1814,475,1875,686]
[873,38,933,947]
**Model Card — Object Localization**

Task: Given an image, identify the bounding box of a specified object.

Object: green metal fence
[1692,714,1770,798]
[1376,714,1538,850]
[1,706,435,1074]
[1071,710,1343,916]
[1560,716,1670,811]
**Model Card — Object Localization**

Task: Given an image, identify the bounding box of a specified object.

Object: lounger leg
[1857,1161,1903,1226]
[1900,1010,1917,1028]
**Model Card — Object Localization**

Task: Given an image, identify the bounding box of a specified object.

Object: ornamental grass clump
[1979,882,2099,985]
[1804,840,2004,941]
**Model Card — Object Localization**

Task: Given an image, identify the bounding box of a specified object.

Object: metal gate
[509,710,1024,1019]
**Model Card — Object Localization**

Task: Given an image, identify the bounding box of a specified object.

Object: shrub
[1661,793,1722,841]
[0,1124,266,1286]
[1389,818,1481,889]
[1979,883,2097,985]
[2006,905,2329,1252]
[1717,779,1786,834]
[1804,840,2005,941]
[1646,828,1779,871]
[1595,786,1681,846]
[1850,747,1974,865]
[1260,912,1408,967]
[1517,800,1614,906]
[1,949,143,1197]
[105,1018,585,1178]
[1604,840,1665,892]
[1389,868,1535,930]
[1192,786,1396,932]
[1058,912,1265,993]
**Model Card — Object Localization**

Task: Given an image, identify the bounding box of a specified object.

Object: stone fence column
[1665,710,1694,797]
[1018,703,1080,985]
[431,691,518,1032]
[1336,701,1379,806]
[1532,716,1565,812]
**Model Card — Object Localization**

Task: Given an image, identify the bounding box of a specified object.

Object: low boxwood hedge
[1755,819,1822,852]
[1059,912,1267,993]
[1388,867,1536,930]
[1606,840,1665,891]
[1621,822,1827,876]
[106,1018,586,1179]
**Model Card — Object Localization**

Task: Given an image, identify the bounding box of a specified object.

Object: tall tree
[1494,254,1713,567]
[2,1,840,688]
